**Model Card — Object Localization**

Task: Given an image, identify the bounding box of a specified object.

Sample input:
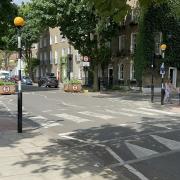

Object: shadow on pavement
[3,113,180,179]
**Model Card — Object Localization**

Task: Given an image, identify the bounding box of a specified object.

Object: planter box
[0,85,16,95]
[64,84,82,92]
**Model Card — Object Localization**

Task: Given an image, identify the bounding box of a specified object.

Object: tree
[30,0,119,90]
[16,2,43,78]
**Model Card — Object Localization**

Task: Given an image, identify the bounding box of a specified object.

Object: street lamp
[14,16,25,133]
[160,44,167,105]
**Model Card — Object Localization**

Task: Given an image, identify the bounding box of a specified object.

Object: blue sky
[13,0,30,5]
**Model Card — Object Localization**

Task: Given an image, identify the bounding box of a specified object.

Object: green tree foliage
[17,3,44,77]
[0,0,17,49]
[30,0,119,90]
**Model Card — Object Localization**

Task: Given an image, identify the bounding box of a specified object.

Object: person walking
[164,79,175,104]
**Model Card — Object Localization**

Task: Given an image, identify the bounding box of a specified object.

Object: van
[0,70,10,80]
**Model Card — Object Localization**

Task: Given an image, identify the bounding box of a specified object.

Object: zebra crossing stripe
[78,111,114,120]
[121,108,157,116]
[105,109,135,117]
[126,142,158,159]
[151,135,180,150]
[139,108,176,115]
[29,116,47,120]
[54,113,91,123]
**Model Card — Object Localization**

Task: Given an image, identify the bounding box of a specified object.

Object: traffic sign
[82,62,90,67]
[72,85,78,91]
[160,63,165,75]
[2,86,10,93]
[83,56,89,62]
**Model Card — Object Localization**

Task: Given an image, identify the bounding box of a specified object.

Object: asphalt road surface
[1,84,180,180]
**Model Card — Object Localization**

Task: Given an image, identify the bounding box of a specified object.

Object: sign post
[160,63,165,105]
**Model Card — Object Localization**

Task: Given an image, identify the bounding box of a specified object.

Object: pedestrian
[164,79,175,104]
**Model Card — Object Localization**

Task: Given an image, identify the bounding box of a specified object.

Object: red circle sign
[83,56,89,62]
[3,86,10,93]
[72,85,78,91]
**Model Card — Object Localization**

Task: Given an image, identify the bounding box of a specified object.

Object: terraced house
[36,27,84,83]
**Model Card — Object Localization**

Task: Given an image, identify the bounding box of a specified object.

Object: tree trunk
[93,65,99,91]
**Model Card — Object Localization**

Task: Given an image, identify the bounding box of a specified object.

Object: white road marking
[152,123,172,129]
[106,109,135,117]
[42,122,62,128]
[139,108,177,115]
[125,142,158,159]
[151,135,180,150]
[59,135,149,180]
[54,113,92,123]
[61,101,83,108]
[78,111,114,120]
[121,108,157,116]
[23,112,29,115]
[59,132,76,136]
[29,116,47,120]
[42,110,52,113]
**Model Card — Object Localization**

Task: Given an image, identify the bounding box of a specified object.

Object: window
[40,52,43,61]
[43,38,47,47]
[119,35,126,51]
[50,36,52,45]
[54,50,58,64]
[131,9,138,23]
[50,51,53,64]
[154,32,162,55]
[62,48,66,57]
[67,47,70,54]
[130,62,135,80]
[130,33,137,54]
[39,39,42,48]
[60,35,66,42]
[44,52,47,62]
[55,35,58,43]
[118,64,124,80]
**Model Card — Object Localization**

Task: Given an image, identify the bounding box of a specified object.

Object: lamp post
[160,44,167,105]
[14,17,25,133]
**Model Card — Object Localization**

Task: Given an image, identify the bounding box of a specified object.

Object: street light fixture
[160,43,167,105]
[14,16,25,133]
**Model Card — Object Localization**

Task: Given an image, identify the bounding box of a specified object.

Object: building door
[108,68,113,87]
[169,67,177,87]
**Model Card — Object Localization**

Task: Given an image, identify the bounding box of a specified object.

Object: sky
[13,0,30,5]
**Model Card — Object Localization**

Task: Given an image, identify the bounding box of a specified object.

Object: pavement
[0,88,180,180]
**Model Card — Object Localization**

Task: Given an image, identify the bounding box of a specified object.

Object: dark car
[38,76,58,88]
[22,76,33,85]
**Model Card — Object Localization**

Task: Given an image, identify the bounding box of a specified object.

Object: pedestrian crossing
[22,106,179,129]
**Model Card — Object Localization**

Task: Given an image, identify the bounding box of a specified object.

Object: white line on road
[30,116,47,120]
[59,134,149,180]
[42,110,53,113]
[139,108,177,115]
[121,108,157,116]
[78,111,115,120]
[125,142,158,159]
[54,113,92,123]
[151,135,180,150]
[105,109,135,117]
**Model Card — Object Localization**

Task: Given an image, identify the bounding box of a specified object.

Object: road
[1,84,180,180]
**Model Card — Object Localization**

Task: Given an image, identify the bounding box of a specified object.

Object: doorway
[108,68,113,87]
[169,67,177,87]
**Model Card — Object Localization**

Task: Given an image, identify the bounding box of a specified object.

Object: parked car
[22,76,33,85]
[38,76,58,88]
